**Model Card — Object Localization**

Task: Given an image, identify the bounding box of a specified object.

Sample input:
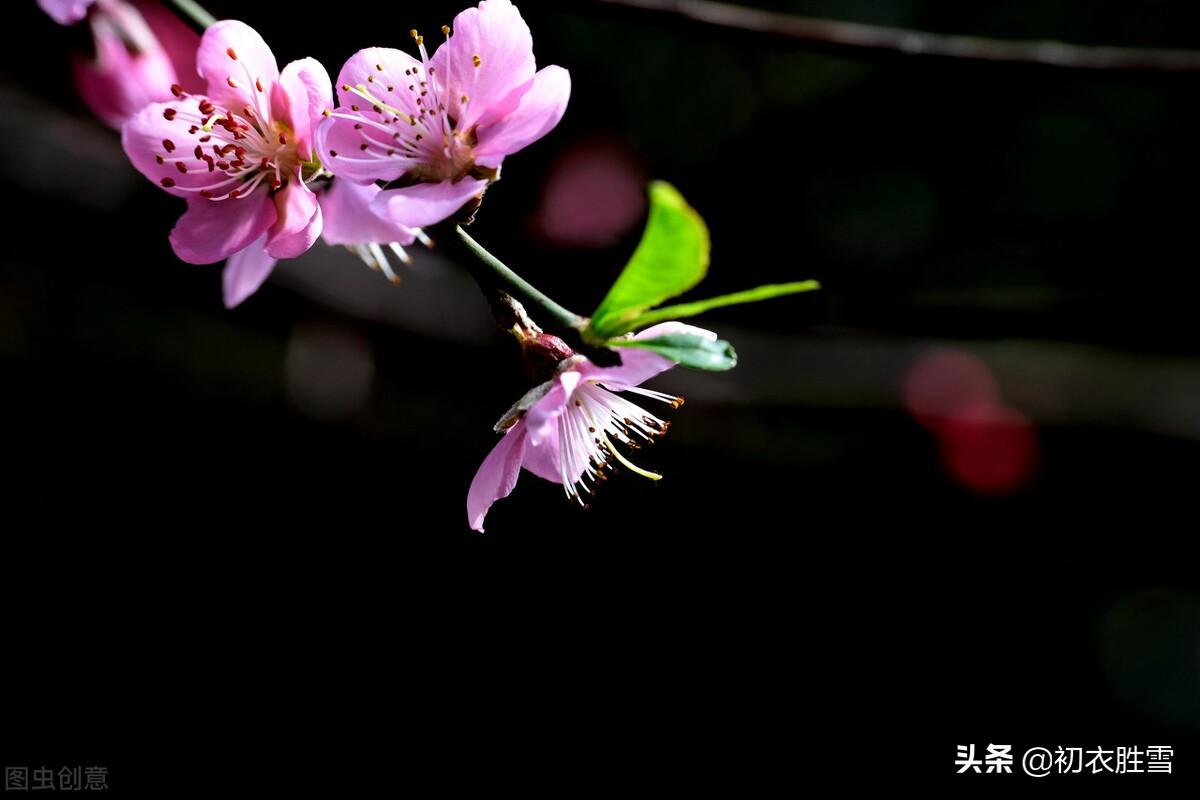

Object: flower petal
[521,426,563,483]
[169,190,277,264]
[334,47,424,121]
[473,65,570,168]
[196,20,279,114]
[371,177,488,229]
[137,0,204,95]
[222,235,278,308]
[73,20,178,130]
[122,98,234,198]
[432,0,537,132]
[273,57,333,161]
[38,0,93,25]
[319,179,417,247]
[467,421,529,533]
[593,322,718,388]
[523,369,580,446]
[266,178,323,259]
[314,115,408,186]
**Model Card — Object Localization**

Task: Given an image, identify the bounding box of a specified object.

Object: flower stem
[165,0,217,31]
[454,226,587,331]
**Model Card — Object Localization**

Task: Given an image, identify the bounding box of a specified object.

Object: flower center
[153,50,318,201]
[325,27,487,186]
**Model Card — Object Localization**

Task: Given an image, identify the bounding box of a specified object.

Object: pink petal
[195,20,279,114]
[474,65,570,168]
[169,190,277,264]
[266,178,323,259]
[136,0,204,95]
[122,98,234,198]
[73,18,178,129]
[273,57,333,161]
[521,425,562,483]
[523,370,580,447]
[313,115,408,186]
[222,235,278,308]
[38,0,94,25]
[334,47,423,120]
[319,179,417,247]
[592,322,718,388]
[467,421,529,533]
[431,0,537,132]
[370,178,489,229]
[314,48,424,185]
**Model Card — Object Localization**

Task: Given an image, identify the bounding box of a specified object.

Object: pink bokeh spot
[903,348,1039,495]
[534,137,647,248]
[903,347,998,430]
[938,401,1039,495]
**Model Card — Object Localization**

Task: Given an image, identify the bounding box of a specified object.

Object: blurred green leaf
[619,281,821,331]
[611,333,737,371]
[588,181,710,338]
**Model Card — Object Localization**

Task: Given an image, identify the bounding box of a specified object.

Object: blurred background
[3,0,1200,787]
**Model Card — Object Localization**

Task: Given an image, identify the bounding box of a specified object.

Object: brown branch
[597,0,1200,72]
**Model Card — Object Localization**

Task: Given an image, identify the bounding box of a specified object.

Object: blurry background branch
[598,0,1200,71]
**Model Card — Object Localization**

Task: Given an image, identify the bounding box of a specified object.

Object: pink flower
[38,0,95,25]
[314,0,570,229]
[122,20,333,307]
[467,322,708,533]
[72,0,203,129]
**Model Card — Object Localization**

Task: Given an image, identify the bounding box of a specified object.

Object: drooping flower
[314,0,570,229]
[38,0,95,25]
[72,0,202,129]
[122,20,333,307]
[466,322,708,533]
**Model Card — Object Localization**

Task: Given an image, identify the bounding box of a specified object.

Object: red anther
[171,84,183,97]
[160,177,176,187]
[163,108,177,120]
[227,47,238,60]
[162,139,175,152]
[175,162,188,174]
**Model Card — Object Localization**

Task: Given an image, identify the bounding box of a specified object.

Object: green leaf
[608,280,821,336]
[588,181,710,338]
[611,333,738,371]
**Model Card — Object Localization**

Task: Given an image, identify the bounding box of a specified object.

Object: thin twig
[598,0,1200,72]
[164,0,217,32]
[452,226,588,332]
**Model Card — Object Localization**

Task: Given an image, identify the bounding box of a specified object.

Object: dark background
[3,0,1199,791]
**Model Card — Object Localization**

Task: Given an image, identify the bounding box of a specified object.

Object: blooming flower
[72,0,202,129]
[314,0,570,229]
[122,20,333,307]
[467,322,709,533]
[38,0,95,25]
